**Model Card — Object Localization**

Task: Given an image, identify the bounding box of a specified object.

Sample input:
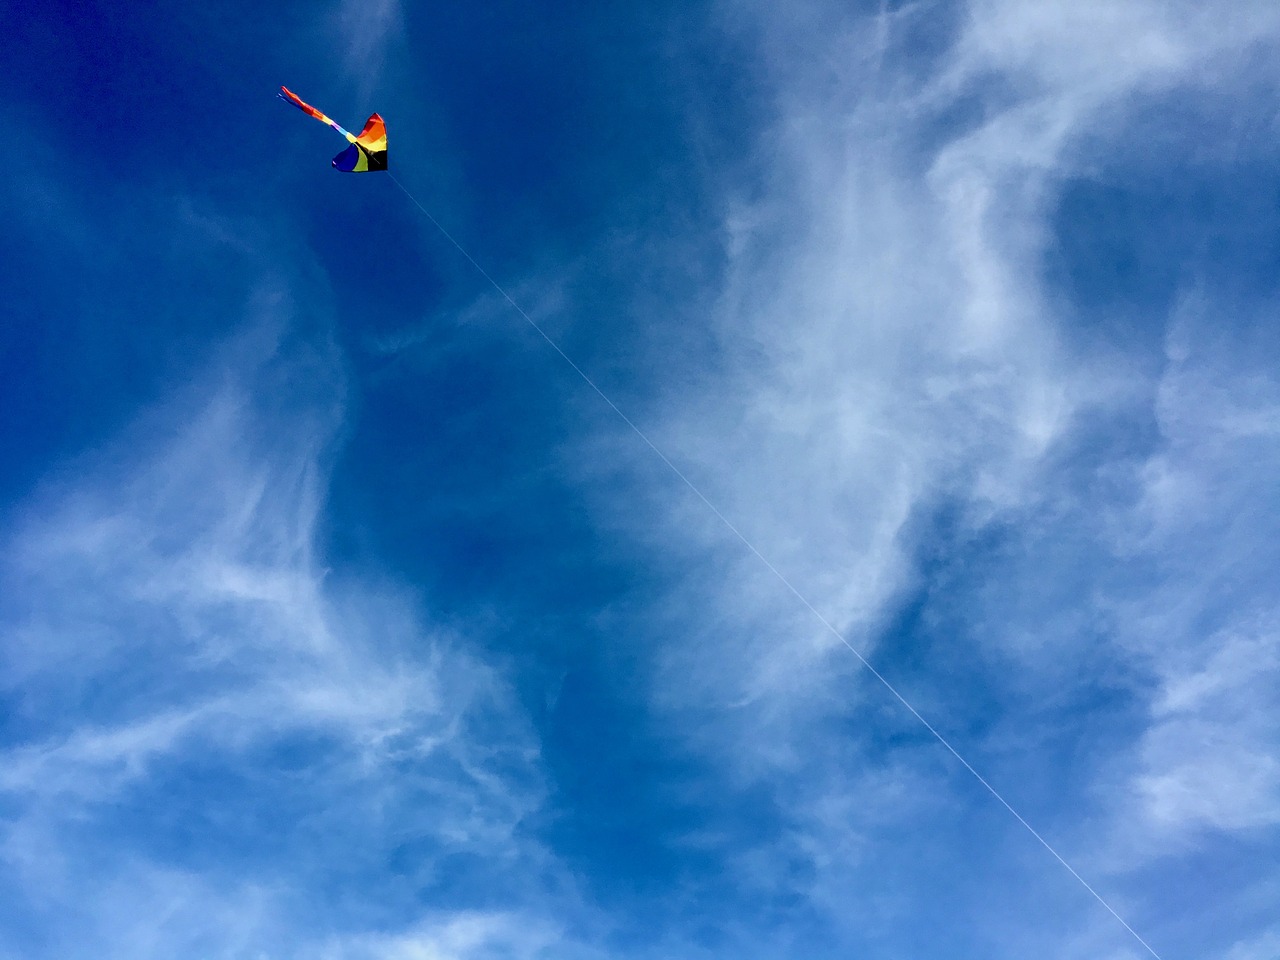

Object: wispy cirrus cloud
[1105,301,1280,851]
[320,911,602,960]
[555,1,1280,956]
[329,0,404,98]
[1226,929,1280,960]
[0,202,555,957]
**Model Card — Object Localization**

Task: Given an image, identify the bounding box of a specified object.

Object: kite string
[385,172,1163,960]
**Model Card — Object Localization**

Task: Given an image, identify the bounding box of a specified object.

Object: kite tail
[278,86,356,143]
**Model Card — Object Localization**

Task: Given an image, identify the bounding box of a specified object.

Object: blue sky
[2,1,1279,957]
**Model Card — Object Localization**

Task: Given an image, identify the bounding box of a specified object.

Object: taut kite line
[275,85,1164,960]
[278,86,388,173]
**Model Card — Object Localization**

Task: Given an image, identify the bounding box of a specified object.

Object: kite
[278,86,387,172]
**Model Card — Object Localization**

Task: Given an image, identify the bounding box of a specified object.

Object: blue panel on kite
[332,144,363,172]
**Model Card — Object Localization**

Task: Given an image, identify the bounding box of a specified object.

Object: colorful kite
[278,86,387,172]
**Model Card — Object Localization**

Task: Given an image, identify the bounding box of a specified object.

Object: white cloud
[565,0,1280,956]
[330,0,404,98]
[0,271,552,957]
[1113,306,1280,841]
[321,911,595,960]
[1226,929,1280,960]
[628,0,1095,745]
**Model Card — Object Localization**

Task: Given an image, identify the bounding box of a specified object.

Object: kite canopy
[333,113,387,172]
[278,86,387,173]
